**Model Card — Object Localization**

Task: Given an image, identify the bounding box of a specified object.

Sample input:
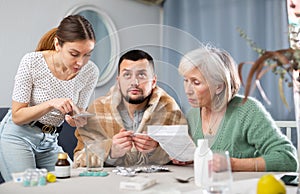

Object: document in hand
[147,125,196,161]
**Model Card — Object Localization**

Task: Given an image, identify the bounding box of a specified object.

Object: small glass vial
[55,152,70,179]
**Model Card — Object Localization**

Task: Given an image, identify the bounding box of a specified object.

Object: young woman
[0,15,99,181]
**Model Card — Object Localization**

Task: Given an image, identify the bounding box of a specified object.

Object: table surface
[0,165,298,194]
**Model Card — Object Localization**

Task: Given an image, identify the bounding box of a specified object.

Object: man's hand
[132,132,158,153]
[110,129,133,158]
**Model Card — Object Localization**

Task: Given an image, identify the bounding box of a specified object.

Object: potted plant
[237,28,300,174]
[237,28,300,109]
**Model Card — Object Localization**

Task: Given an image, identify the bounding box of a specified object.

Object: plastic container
[22,168,47,187]
[55,152,71,179]
[194,139,213,188]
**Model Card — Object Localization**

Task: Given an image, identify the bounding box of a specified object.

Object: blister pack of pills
[79,170,109,177]
[112,165,170,177]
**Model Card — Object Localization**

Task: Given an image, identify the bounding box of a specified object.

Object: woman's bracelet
[253,158,258,172]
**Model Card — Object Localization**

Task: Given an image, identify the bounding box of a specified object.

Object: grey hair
[178,46,241,111]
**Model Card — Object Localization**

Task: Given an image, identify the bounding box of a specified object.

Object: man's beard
[121,89,152,104]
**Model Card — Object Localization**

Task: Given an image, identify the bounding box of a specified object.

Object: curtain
[162,0,295,121]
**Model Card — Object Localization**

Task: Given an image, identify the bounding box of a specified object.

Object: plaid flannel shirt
[74,84,187,166]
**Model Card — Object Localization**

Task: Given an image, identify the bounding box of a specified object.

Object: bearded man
[73,49,187,167]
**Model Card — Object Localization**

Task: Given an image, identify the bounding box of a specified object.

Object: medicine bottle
[194,139,213,188]
[55,152,70,179]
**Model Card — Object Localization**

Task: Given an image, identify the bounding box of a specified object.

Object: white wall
[0,0,162,107]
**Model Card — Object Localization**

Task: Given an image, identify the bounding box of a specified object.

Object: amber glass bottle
[55,153,70,178]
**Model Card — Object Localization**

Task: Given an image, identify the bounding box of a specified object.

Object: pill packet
[134,165,170,173]
[79,171,109,177]
[112,165,170,177]
[112,166,136,177]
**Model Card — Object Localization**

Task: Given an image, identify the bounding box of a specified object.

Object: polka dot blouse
[12,52,99,126]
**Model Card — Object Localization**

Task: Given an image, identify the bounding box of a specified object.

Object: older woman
[176,46,298,172]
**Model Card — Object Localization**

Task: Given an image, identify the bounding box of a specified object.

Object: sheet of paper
[147,125,196,161]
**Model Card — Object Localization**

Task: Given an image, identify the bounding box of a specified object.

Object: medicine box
[120,176,156,191]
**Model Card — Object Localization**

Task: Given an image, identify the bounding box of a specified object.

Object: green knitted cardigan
[187,95,298,172]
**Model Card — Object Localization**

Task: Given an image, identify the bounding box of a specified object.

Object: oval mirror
[66,4,120,87]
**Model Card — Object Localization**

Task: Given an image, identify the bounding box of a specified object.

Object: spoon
[175,176,194,183]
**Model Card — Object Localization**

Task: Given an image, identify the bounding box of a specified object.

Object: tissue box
[120,176,156,191]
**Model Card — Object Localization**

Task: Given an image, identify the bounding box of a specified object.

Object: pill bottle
[194,139,213,188]
[55,152,70,179]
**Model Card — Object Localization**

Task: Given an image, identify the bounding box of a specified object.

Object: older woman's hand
[171,159,193,166]
[210,153,229,172]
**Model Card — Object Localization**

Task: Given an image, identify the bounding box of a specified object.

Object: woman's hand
[210,153,230,172]
[55,100,83,127]
[171,159,193,166]
[48,98,75,114]
[11,98,79,125]
[65,114,87,127]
